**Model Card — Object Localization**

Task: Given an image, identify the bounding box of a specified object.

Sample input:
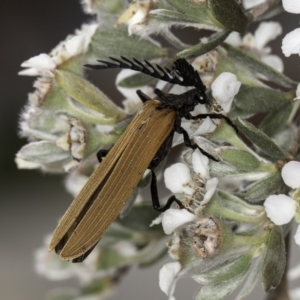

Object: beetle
[48,57,233,262]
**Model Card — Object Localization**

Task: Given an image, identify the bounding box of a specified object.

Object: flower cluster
[16,0,300,299]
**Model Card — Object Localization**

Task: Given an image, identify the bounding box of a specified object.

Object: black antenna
[85,57,206,92]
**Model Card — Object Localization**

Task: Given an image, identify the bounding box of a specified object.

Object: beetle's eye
[195,93,206,103]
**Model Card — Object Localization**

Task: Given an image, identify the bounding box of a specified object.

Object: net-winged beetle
[49,58,234,262]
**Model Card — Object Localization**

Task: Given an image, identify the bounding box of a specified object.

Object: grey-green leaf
[223,44,297,89]
[195,271,247,300]
[236,118,287,159]
[259,103,293,137]
[177,29,230,59]
[245,172,283,203]
[55,70,125,122]
[235,256,263,300]
[208,0,248,33]
[262,226,286,292]
[17,141,69,163]
[217,147,260,172]
[92,28,168,60]
[193,252,252,285]
[118,72,157,88]
[234,85,289,113]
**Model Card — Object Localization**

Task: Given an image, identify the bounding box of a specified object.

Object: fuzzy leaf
[150,8,207,25]
[245,172,283,203]
[165,0,214,26]
[235,256,263,300]
[193,252,252,285]
[206,191,265,223]
[177,29,230,59]
[195,272,247,300]
[223,44,297,89]
[208,0,248,33]
[262,226,286,292]
[118,72,157,88]
[259,103,293,137]
[55,70,124,122]
[236,118,287,159]
[17,141,69,163]
[92,28,168,60]
[234,86,289,113]
[217,147,260,172]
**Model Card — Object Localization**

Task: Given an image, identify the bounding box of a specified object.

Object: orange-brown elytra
[49,58,233,262]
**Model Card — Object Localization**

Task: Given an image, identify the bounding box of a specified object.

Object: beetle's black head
[194,89,208,105]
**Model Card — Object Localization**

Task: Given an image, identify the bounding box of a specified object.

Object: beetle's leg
[136,90,152,103]
[150,170,184,212]
[96,149,110,163]
[189,113,238,133]
[175,115,218,161]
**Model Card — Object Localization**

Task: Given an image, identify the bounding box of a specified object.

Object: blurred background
[1,1,300,299]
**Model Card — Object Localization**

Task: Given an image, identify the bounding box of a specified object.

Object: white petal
[159,262,181,297]
[254,22,282,50]
[162,209,195,234]
[290,287,300,300]
[193,117,217,136]
[164,163,194,195]
[117,69,154,114]
[261,55,284,73]
[282,28,300,57]
[264,194,296,225]
[211,72,241,112]
[15,157,40,169]
[192,149,209,179]
[21,53,56,70]
[281,161,300,189]
[150,213,164,227]
[203,178,219,204]
[65,172,89,197]
[294,225,300,245]
[282,0,300,13]
[225,32,242,47]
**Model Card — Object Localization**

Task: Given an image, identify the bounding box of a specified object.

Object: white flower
[161,209,196,234]
[211,72,241,112]
[282,28,300,57]
[116,69,154,114]
[19,23,98,76]
[35,235,101,284]
[159,262,181,299]
[282,0,300,13]
[264,194,296,225]
[226,22,283,72]
[281,161,300,189]
[254,22,282,51]
[164,150,218,207]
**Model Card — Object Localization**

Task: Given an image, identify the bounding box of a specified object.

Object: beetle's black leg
[96,149,110,163]
[188,113,238,133]
[150,170,184,212]
[136,90,152,103]
[175,115,218,161]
